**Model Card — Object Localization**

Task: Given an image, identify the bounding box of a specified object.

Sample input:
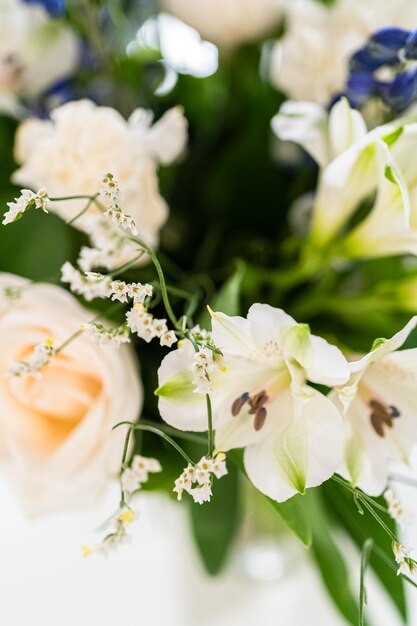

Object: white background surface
[0,473,416,626]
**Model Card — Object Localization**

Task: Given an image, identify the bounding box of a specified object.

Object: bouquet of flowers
[4,0,417,623]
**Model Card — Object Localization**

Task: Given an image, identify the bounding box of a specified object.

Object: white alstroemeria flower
[272,98,368,169]
[331,317,417,495]
[273,98,417,256]
[156,304,349,502]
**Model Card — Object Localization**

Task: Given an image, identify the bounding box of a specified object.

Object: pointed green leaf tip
[371,337,387,351]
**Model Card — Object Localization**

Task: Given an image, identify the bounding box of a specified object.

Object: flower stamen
[369,399,401,437]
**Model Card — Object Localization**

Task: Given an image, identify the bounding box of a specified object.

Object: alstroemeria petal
[302,335,349,386]
[156,341,208,431]
[344,138,415,258]
[210,309,255,356]
[243,388,343,502]
[328,97,367,160]
[336,392,391,495]
[311,136,378,246]
[247,303,296,355]
[349,316,417,377]
[335,347,417,495]
[271,100,329,167]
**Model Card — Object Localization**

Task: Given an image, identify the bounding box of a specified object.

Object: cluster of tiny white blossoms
[81,322,131,347]
[121,454,162,495]
[189,340,226,395]
[126,303,177,347]
[81,508,137,558]
[173,453,228,504]
[100,173,138,237]
[82,455,162,558]
[383,489,417,579]
[103,205,138,237]
[392,541,417,580]
[5,337,55,379]
[2,188,49,225]
[108,280,153,304]
[61,262,111,301]
[99,172,120,203]
[384,488,412,530]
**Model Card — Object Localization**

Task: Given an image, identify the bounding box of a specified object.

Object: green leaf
[305,489,367,626]
[199,261,246,328]
[229,449,312,548]
[267,493,312,548]
[0,207,76,281]
[323,481,407,622]
[189,462,240,575]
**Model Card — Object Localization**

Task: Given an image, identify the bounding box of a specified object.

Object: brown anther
[369,399,396,437]
[249,390,269,412]
[231,392,250,417]
[254,407,267,431]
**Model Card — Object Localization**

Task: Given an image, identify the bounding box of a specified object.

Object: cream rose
[12,99,187,257]
[0,274,142,515]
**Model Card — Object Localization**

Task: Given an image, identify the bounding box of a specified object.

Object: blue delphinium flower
[23,0,65,17]
[345,26,417,112]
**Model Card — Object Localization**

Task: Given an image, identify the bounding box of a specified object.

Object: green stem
[360,499,398,543]
[139,420,206,445]
[109,252,144,277]
[206,394,214,457]
[331,475,389,515]
[56,301,124,354]
[165,285,196,300]
[127,235,179,328]
[66,198,96,226]
[119,426,133,507]
[50,194,95,202]
[359,539,373,626]
[113,421,194,465]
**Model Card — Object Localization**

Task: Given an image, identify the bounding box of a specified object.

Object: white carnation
[12,99,188,266]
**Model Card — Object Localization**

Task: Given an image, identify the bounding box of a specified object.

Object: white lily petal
[271,100,329,167]
[336,393,391,496]
[302,334,350,386]
[215,399,274,452]
[328,97,367,160]
[310,116,415,247]
[244,388,343,502]
[335,346,417,495]
[247,303,296,355]
[349,317,417,377]
[344,139,414,258]
[390,123,417,190]
[210,308,256,355]
[156,341,208,431]
[311,137,378,246]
